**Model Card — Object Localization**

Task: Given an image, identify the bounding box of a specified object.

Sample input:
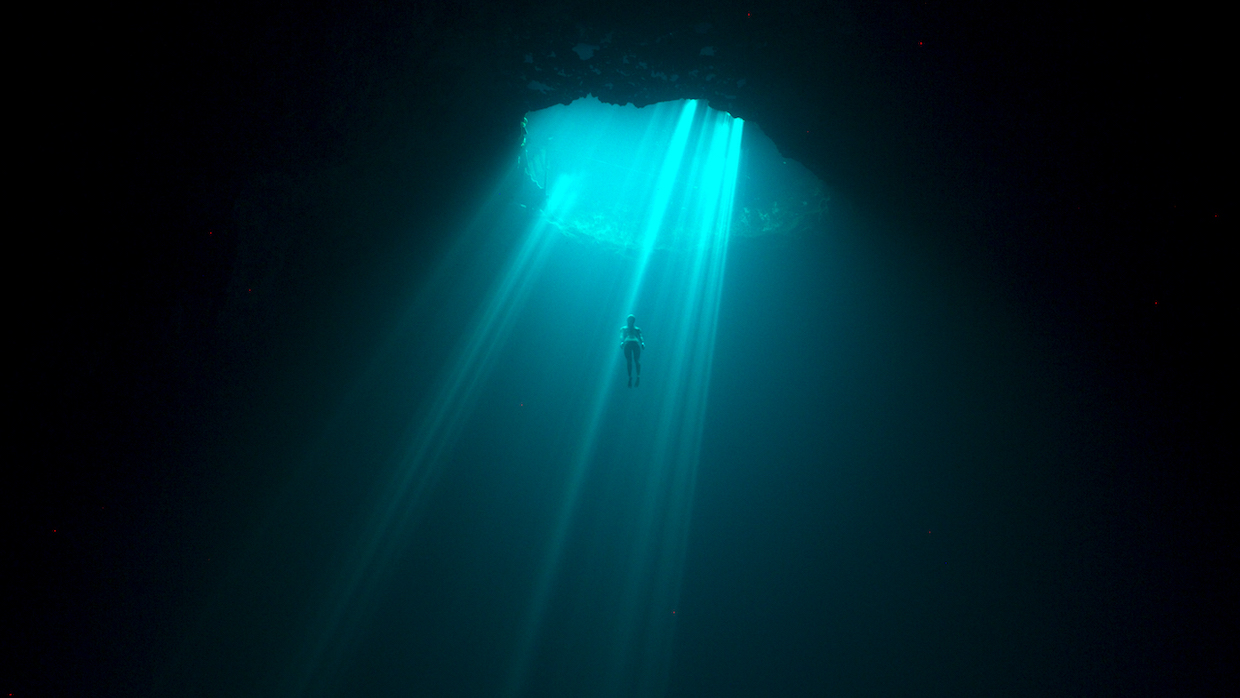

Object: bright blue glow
[281,97,745,696]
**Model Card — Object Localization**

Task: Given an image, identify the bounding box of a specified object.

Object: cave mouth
[521,96,828,253]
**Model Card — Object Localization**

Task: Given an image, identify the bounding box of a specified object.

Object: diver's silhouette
[620,314,644,387]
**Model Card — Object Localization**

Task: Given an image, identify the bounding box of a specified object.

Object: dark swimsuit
[624,340,641,363]
[621,327,642,373]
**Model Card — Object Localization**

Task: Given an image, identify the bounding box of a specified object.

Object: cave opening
[520,95,830,251]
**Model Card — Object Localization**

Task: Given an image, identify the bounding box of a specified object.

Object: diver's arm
[637,328,644,348]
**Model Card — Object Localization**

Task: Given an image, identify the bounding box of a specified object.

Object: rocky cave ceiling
[409,3,876,244]
[415,2,873,208]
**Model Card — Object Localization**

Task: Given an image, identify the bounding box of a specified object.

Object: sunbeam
[280,179,566,696]
[280,97,744,698]
[502,99,743,697]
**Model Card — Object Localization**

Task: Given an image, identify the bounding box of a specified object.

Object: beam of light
[609,107,742,697]
[504,99,743,698]
[496,100,707,698]
[624,99,698,305]
[274,97,743,698]
[276,171,572,696]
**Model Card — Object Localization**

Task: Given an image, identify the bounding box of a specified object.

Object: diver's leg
[634,346,641,386]
[624,344,634,386]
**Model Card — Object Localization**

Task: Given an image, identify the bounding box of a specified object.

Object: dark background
[10,1,1231,696]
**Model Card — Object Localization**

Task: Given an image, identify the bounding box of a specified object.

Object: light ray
[280,97,744,698]
[280,185,565,695]
[504,99,743,697]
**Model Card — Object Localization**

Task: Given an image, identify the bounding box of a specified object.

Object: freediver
[620,314,644,387]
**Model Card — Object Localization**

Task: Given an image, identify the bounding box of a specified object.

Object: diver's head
[626,314,636,327]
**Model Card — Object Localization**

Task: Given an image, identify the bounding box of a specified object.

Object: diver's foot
[635,376,640,387]
[627,376,632,387]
